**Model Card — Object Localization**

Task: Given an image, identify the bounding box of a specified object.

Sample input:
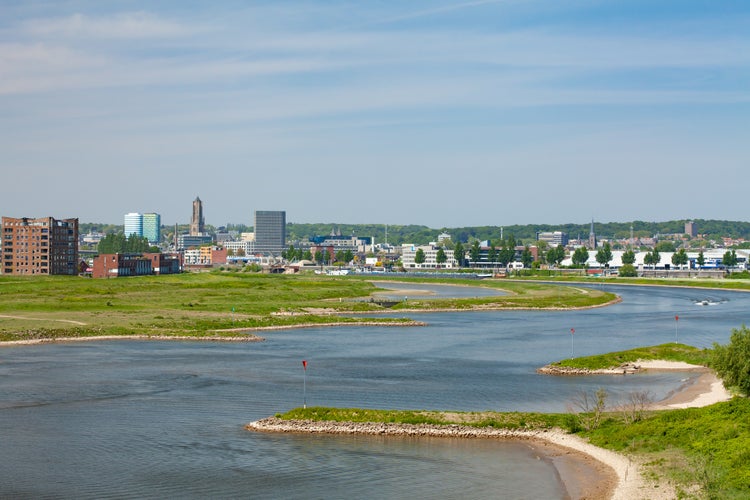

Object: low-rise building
[401,244,457,269]
[92,252,180,278]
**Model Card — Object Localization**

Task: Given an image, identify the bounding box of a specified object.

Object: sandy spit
[246,417,672,500]
[0,334,265,346]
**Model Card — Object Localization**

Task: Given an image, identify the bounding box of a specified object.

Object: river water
[1,284,748,498]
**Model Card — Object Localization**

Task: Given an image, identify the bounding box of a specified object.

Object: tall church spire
[588,218,597,249]
[190,196,205,235]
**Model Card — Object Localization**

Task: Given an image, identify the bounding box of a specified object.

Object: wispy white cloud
[21,11,195,39]
[1,1,748,225]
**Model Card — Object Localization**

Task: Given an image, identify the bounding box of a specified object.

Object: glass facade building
[142,213,161,244]
[254,211,286,256]
[124,212,143,238]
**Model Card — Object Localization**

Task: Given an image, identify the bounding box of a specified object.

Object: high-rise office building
[142,213,161,244]
[124,212,143,237]
[2,216,79,275]
[254,210,286,256]
[190,197,205,236]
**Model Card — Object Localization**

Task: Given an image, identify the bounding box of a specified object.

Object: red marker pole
[570,328,575,358]
[302,360,308,409]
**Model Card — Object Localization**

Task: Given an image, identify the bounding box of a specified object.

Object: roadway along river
[0,284,747,498]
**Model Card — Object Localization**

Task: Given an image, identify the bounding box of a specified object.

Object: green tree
[655,241,676,253]
[436,248,447,267]
[470,240,481,264]
[521,246,533,268]
[671,248,688,268]
[643,251,655,268]
[125,234,150,253]
[572,247,589,267]
[499,236,516,266]
[621,249,636,265]
[546,245,565,267]
[712,325,750,396]
[644,248,661,269]
[697,251,705,268]
[453,242,465,267]
[98,233,127,254]
[723,250,738,270]
[282,245,296,261]
[487,243,498,264]
[595,242,613,269]
[414,248,426,265]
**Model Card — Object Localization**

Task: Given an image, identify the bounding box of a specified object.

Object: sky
[1,0,748,228]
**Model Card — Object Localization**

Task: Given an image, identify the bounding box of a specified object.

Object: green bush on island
[548,343,711,370]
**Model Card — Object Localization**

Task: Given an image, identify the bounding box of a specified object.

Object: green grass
[0,272,616,341]
[584,398,750,498]
[280,406,572,431]
[548,343,713,370]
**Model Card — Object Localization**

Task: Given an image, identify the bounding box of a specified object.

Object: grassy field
[0,272,616,341]
[279,399,750,498]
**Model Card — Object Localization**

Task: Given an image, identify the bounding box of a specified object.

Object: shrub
[618,264,637,277]
[712,325,750,396]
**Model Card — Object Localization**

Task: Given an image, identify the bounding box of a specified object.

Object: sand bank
[0,334,264,346]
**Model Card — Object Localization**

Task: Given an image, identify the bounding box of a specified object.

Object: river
[0,284,747,498]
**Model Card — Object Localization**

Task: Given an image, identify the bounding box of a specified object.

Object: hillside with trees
[81,219,750,248]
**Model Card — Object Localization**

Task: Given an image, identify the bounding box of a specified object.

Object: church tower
[190,196,205,236]
[588,219,597,249]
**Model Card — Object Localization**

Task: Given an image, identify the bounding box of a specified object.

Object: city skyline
[2,1,748,227]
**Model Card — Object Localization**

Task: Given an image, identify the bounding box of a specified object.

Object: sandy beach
[247,361,731,500]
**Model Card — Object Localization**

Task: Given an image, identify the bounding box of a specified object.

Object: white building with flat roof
[401,244,457,269]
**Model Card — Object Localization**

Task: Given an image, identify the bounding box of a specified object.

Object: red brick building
[2,216,79,275]
[92,252,180,278]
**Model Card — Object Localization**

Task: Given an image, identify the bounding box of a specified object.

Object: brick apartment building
[2,216,79,275]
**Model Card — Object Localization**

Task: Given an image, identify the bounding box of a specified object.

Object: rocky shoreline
[245,417,654,499]
[537,363,643,375]
[247,416,557,439]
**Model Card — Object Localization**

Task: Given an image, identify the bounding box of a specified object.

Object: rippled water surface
[1,284,748,498]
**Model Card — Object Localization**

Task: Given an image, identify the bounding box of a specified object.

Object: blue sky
[1,0,748,228]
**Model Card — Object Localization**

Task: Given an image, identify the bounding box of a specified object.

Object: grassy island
[255,340,750,498]
[540,343,712,372]
[0,273,616,343]
[267,397,750,498]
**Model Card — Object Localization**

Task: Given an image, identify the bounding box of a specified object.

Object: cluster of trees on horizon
[79,219,750,249]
